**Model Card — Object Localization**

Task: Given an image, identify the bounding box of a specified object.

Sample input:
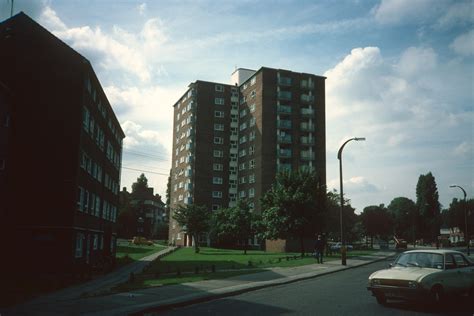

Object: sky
[2,0,473,213]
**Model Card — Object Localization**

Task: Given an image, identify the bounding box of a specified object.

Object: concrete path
[3,251,396,316]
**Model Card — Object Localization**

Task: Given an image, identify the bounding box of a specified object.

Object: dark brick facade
[169,68,326,251]
[0,13,125,278]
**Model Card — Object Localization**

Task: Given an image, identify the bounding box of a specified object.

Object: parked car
[367,250,474,305]
[132,236,154,246]
[330,242,353,251]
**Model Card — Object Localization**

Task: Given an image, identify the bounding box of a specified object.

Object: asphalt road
[157,258,474,316]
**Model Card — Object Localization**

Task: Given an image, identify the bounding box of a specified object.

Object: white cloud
[371,0,436,25]
[396,47,437,76]
[328,176,380,194]
[453,141,473,158]
[450,29,474,56]
[436,2,474,28]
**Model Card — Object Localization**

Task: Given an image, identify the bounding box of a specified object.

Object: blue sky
[2,0,473,212]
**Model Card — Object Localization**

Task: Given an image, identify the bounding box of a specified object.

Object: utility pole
[10,0,14,17]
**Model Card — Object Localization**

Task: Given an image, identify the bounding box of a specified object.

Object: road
[157,258,474,316]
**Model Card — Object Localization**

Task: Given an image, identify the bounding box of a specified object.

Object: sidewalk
[3,251,396,316]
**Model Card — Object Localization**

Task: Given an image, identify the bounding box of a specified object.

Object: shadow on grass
[117,245,157,255]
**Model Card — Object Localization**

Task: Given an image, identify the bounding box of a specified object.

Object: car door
[452,253,474,294]
[442,253,460,294]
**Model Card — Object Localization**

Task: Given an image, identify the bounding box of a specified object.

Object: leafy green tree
[212,199,262,254]
[387,197,417,242]
[416,172,441,243]
[360,205,393,248]
[132,173,149,194]
[172,204,211,253]
[445,198,474,240]
[324,190,360,243]
[260,170,326,256]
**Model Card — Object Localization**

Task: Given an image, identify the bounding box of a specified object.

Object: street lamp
[337,137,365,265]
[449,185,469,256]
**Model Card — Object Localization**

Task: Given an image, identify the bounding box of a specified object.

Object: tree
[445,198,474,240]
[387,197,417,242]
[416,172,441,243]
[324,190,360,243]
[212,199,262,254]
[260,170,326,256]
[360,205,393,248]
[132,173,149,194]
[172,204,211,253]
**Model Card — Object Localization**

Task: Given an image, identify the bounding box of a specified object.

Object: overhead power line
[123,149,170,162]
[122,166,169,176]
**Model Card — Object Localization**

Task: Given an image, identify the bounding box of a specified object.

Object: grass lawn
[115,242,167,267]
[110,247,379,293]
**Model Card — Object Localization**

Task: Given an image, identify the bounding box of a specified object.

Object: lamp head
[354,137,366,141]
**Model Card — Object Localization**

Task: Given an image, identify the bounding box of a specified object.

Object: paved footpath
[3,251,395,316]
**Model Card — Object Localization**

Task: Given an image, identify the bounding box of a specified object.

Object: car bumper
[367,285,429,301]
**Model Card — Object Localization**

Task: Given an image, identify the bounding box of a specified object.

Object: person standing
[314,235,324,264]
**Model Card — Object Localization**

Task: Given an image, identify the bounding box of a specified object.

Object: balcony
[300,81,315,90]
[300,94,315,104]
[278,77,292,87]
[277,163,292,172]
[184,197,193,205]
[277,105,292,114]
[277,120,292,129]
[185,183,193,190]
[277,148,292,158]
[301,108,315,117]
[278,135,292,144]
[300,122,315,132]
[300,136,315,145]
[301,151,315,161]
[277,91,292,101]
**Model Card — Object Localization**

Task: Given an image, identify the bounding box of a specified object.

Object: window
[239,122,247,131]
[249,174,255,183]
[214,137,224,144]
[3,114,10,127]
[239,176,246,184]
[213,150,223,158]
[215,97,225,105]
[214,123,224,131]
[213,163,223,171]
[250,90,256,98]
[249,146,255,155]
[77,186,84,211]
[239,191,246,198]
[249,188,255,198]
[250,76,256,85]
[83,190,89,212]
[239,135,247,144]
[213,177,223,184]
[240,109,247,118]
[212,191,222,198]
[239,162,246,171]
[95,196,101,217]
[249,131,256,141]
[75,233,84,258]
[249,159,255,169]
[212,204,221,211]
[249,104,256,113]
[239,149,246,157]
[93,234,98,250]
[215,84,224,92]
[249,117,256,127]
[214,111,224,118]
[82,107,90,132]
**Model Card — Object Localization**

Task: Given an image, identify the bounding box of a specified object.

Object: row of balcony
[277,135,315,145]
[276,149,316,160]
[277,106,315,117]
[277,164,315,172]
[277,120,315,131]
[277,77,316,90]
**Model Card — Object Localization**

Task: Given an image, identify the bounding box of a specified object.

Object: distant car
[132,236,154,246]
[330,242,353,251]
[395,238,407,249]
[367,250,474,305]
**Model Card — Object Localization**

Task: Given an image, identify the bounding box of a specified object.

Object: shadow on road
[383,297,474,315]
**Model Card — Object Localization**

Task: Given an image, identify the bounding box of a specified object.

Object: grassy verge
[111,247,380,293]
[115,243,167,267]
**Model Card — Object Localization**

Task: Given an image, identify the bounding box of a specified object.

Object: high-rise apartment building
[169,67,325,248]
[0,13,124,278]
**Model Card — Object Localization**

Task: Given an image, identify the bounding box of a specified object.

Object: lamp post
[449,185,469,256]
[337,137,365,265]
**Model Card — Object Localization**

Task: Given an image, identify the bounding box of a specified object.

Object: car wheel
[375,293,386,305]
[430,285,444,304]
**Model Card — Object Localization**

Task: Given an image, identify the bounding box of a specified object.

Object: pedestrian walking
[314,234,324,264]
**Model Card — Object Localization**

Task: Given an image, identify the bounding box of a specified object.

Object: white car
[367,250,474,305]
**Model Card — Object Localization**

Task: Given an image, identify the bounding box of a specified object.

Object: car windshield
[395,252,444,269]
